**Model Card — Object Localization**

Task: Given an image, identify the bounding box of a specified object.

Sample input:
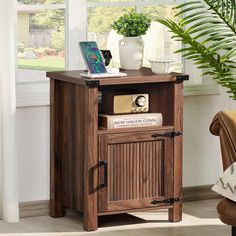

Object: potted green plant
[157,0,236,98]
[111,10,151,70]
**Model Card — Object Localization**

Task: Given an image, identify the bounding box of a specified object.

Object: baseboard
[183,184,222,202]
[19,185,221,218]
[19,200,49,218]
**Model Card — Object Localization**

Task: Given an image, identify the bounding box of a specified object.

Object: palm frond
[157,0,236,99]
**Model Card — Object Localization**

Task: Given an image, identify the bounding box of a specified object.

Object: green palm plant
[157,0,236,99]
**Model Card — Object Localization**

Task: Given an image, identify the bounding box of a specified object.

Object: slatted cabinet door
[98,129,174,213]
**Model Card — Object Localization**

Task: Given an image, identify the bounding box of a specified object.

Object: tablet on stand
[79,41,127,78]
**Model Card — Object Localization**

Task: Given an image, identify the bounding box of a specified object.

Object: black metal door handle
[98,161,108,188]
[151,131,183,138]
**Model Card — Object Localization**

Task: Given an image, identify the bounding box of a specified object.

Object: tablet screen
[79,41,107,74]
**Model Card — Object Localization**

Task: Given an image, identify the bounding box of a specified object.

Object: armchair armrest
[210,110,236,170]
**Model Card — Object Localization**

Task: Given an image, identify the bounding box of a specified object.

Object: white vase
[118,36,144,70]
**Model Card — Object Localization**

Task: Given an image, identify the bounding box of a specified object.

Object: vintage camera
[102,90,149,114]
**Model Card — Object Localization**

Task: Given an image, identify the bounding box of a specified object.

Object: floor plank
[0,199,230,236]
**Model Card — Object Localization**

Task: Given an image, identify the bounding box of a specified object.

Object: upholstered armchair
[210,110,236,236]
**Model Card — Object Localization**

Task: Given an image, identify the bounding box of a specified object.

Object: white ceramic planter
[118,36,144,70]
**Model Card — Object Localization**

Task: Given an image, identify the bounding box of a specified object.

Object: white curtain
[0,0,19,222]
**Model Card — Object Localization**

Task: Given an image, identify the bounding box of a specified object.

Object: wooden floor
[0,199,230,236]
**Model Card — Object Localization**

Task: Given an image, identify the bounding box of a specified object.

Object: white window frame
[16,0,87,107]
[16,0,219,108]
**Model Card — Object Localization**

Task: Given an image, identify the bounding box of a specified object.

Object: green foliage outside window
[18,0,45,3]
[29,9,65,30]
[142,5,178,22]
[88,7,132,33]
[50,30,65,52]
[18,0,64,4]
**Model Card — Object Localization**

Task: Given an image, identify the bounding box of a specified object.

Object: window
[87,1,182,70]
[17,0,66,82]
[16,0,219,107]
[87,0,219,95]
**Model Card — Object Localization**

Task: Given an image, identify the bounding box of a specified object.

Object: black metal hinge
[176,75,189,82]
[151,131,183,139]
[86,80,100,88]
[151,198,181,205]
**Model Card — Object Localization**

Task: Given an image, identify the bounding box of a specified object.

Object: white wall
[183,90,236,186]
[17,90,236,202]
[17,106,50,202]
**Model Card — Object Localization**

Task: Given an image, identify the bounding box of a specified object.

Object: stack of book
[99,113,162,129]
